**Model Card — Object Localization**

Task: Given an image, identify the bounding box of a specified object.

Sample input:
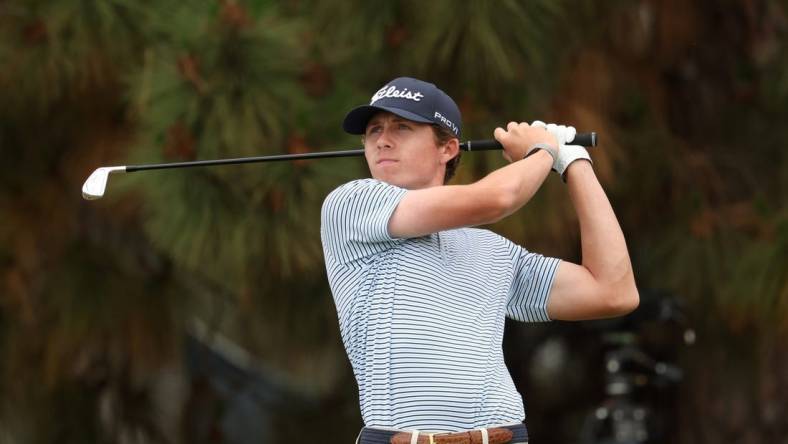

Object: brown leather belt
[390,428,513,444]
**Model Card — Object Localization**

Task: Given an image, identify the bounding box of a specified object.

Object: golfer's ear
[440,138,460,163]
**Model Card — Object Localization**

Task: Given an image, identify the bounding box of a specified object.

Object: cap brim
[342,105,433,135]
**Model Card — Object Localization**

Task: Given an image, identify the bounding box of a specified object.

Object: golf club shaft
[126,132,597,173]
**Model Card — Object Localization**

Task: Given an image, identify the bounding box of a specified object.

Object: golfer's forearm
[476,150,553,219]
[387,151,552,238]
[565,162,637,294]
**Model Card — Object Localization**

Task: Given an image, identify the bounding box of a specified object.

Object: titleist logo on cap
[370,85,424,104]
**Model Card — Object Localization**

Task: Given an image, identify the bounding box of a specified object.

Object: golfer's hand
[494,121,559,163]
[531,120,591,181]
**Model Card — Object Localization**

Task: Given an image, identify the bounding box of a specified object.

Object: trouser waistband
[357,423,528,444]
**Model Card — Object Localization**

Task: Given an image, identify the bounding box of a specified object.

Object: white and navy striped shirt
[320,179,560,432]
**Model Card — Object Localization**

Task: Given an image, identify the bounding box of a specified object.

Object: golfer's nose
[376,126,394,150]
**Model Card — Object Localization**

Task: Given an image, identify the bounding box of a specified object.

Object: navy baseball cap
[343,77,462,138]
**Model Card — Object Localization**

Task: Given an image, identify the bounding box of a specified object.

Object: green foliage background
[1,0,786,443]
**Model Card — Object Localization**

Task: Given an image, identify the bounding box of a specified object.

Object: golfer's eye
[398,123,411,131]
[366,125,382,136]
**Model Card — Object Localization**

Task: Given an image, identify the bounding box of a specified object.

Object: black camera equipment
[578,291,695,444]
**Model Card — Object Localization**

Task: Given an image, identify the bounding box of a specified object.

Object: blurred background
[1,0,787,443]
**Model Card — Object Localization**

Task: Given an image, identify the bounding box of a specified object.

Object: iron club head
[82,166,126,200]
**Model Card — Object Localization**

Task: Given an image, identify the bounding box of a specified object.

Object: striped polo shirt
[320,179,560,432]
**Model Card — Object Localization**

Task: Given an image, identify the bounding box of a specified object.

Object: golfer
[320,77,639,444]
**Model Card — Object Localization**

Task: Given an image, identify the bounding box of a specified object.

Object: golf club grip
[462,132,597,151]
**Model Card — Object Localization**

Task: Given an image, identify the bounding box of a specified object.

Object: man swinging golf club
[320,77,639,444]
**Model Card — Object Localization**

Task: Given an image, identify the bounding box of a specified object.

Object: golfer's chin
[371,167,413,189]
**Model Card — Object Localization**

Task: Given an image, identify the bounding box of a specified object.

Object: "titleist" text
[370,86,424,104]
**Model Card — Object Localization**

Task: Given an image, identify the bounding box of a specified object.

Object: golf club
[82,133,597,200]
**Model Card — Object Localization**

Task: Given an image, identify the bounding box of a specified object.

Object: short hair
[431,125,461,184]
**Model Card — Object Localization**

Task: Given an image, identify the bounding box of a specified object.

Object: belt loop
[410,430,420,444]
[478,428,489,444]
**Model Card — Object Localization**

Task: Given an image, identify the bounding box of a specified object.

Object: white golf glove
[554,144,592,181]
[532,120,592,181]
[531,120,576,146]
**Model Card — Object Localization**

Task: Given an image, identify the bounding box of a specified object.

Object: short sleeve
[504,240,561,322]
[321,179,408,265]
